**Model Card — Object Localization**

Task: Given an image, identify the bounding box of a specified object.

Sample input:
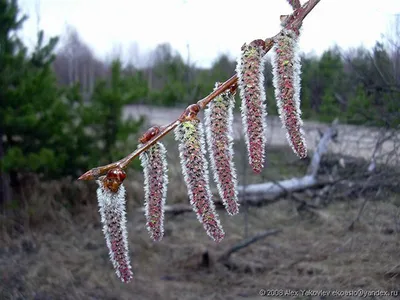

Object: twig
[218,229,282,262]
[367,129,398,172]
[78,0,322,181]
[348,197,368,231]
[347,176,374,231]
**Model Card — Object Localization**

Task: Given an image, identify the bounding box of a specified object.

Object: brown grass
[1,145,400,300]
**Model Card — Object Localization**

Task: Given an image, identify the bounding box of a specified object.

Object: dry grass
[1,196,400,300]
[1,146,400,300]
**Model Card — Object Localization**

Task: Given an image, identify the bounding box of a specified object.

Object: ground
[1,195,399,300]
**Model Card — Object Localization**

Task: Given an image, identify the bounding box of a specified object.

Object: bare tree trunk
[307,118,338,177]
[68,56,73,86]
[89,60,94,96]
[0,128,11,207]
[82,62,87,94]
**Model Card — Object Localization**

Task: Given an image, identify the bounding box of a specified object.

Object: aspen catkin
[139,142,169,241]
[272,29,307,158]
[96,170,133,283]
[236,39,268,173]
[174,119,225,242]
[204,83,239,215]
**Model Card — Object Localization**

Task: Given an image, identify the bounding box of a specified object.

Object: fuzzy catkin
[139,142,168,241]
[271,28,307,158]
[204,83,239,215]
[236,40,268,173]
[96,182,133,283]
[174,119,225,242]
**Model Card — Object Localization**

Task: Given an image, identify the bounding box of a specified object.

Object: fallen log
[138,120,338,214]
[236,119,338,204]
[237,175,317,204]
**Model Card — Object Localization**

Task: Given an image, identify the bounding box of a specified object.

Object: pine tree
[0,0,89,181]
[89,60,144,165]
[0,0,144,206]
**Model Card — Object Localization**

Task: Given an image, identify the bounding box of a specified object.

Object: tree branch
[218,229,282,262]
[78,0,322,181]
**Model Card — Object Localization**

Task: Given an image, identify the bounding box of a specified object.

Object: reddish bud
[103,168,126,193]
[179,104,201,122]
[139,126,161,144]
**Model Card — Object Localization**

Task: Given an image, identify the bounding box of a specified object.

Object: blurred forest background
[1,0,400,299]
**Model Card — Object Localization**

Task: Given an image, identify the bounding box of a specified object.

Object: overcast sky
[18,0,400,68]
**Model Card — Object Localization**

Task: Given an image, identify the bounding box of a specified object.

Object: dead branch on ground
[217,229,282,269]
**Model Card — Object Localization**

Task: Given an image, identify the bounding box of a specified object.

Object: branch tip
[78,169,98,181]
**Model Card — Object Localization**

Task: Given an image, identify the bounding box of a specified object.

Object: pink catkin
[139,142,168,241]
[272,29,307,158]
[236,40,268,173]
[96,182,133,283]
[204,83,239,215]
[174,119,225,242]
